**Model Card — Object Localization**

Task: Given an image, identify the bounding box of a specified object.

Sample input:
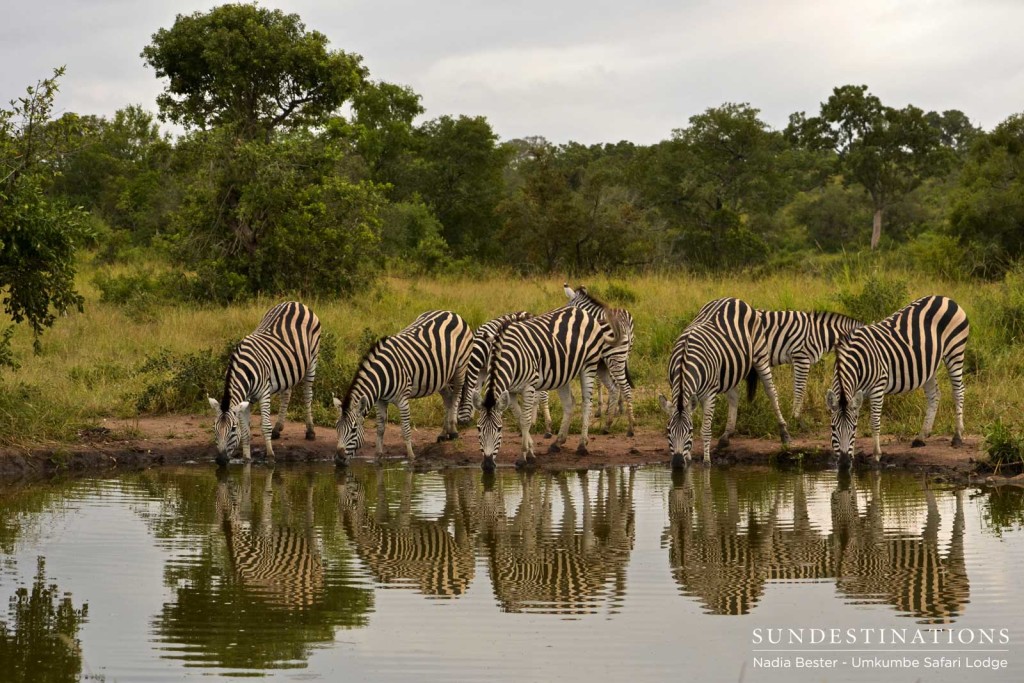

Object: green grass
[2,252,1022,447]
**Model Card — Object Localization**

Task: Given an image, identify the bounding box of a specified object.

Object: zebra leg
[593,373,603,418]
[446,366,467,440]
[303,361,316,440]
[755,361,791,445]
[519,388,536,465]
[608,355,635,437]
[598,363,617,433]
[701,395,717,464]
[436,387,457,442]
[869,393,884,462]
[396,396,415,462]
[946,354,966,447]
[375,401,388,460]
[240,403,253,462]
[578,368,596,455]
[717,387,739,450]
[272,388,292,440]
[791,355,811,422]
[913,376,940,447]
[540,391,553,439]
[259,395,276,461]
[550,385,574,453]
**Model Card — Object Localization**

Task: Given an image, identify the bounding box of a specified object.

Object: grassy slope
[1,257,1018,448]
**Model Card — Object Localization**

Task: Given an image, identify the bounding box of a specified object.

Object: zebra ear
[689,395,698,413]
[472,389,484,411]
[234,401,250,414]
[851,390,865,411]
[332,395,342,410]
[563,283,575,299]
[826,390,838,413]
[208,397,221,414]
[658,394,671,415]
[496,391,511,412]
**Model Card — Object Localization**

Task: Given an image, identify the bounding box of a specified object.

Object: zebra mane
[482,318,518,410]
[676,335,689,412]
[574,285,608,309]
[342,336,390,413]
[219,350,237,413]
[833,338,849,410]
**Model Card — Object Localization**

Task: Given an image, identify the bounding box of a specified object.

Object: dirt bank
[0,414,1008,485]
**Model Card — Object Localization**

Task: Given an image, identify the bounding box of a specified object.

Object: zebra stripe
[756,310,862,419]
[209,301,321,466]
[474,306,627,470]
[562,284,636,436]
[334,310,473,464]
[659,297,790,466]
[826,295,969,464]
[457,311,533,426]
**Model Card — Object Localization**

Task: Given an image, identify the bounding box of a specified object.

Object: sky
[2,0,1022,145]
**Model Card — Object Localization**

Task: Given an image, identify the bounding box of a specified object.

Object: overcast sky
[2,0,1022,144]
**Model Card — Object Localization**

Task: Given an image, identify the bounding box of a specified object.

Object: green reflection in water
[0,556,89,683]
[977,485,1024,537]
[664,467,969,622]
[140,466,373,672]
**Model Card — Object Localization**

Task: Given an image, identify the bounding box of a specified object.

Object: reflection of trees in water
[479,469,636,615]
[664,468,969,622]
[337,468,476,597]
[0,556,88,683]
[977,485,1024,537]
[147,466,372,671]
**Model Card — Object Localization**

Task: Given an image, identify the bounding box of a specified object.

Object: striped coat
[209,301,321,466]
[334,310,473,464]
[826,295,969,464]
[659,297,790,467]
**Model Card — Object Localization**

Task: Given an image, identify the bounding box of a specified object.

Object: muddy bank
[0,414,1005,484]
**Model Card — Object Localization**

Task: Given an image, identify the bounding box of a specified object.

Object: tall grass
[2,252,1022,447]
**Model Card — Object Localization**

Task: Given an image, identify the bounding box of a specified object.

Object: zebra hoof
[447,431,460,441]
[716,438,730,450]
[481,457,496,473]
[952,434,963,448]
[627,430,634,438]
[514,457,528,469]
[671,453,687,470]
[215,454,229,468]
[548,443,561,453]
[305,428,316,441]
[271,429,281,440]
[526,453,537,465]
[911,438,926,448]
[543,432,553,439]
[334,455,350,468]
[436,433,448,443]
[576,444,589,456]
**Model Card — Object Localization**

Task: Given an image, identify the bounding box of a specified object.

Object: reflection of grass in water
[977,486,1024,537]
[0,556,89,683]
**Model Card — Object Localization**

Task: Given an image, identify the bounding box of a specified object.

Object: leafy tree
[142,3,365,141]
[0,68,86,352]
[348,80,424,186]
[926,109,982,156]
[950,114,1024,276]
[789,85,948,249]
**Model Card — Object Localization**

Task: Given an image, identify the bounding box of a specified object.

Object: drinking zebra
[658,297,790,467]
[457,311,549,431]
[826,295,969,465]
[333,310,473,465]
[756,309,863,420]
[474,306,628,471]
[208,301,321,467]
[562,284,636,436]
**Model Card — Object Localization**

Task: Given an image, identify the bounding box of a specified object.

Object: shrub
[835,274,908,323]
[983,419,1024,473]
[134,343,234,413]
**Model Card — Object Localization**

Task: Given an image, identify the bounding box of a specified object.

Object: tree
[142,3,365,141]
[0,68,86,353]
[347,80,424,185]
[789,85,948,249]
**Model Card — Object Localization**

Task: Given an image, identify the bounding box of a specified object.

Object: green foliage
[0,557,89,683]
[142,3,365,139]
[0,327,18,371]
[835,274,908,322]
[134,344,234,413]
[983,419,1024,472]
[0,69,87,348]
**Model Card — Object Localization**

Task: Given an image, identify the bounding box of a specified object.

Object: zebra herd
[209,290,969,470]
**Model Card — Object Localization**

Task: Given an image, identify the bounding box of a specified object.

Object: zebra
[826,295,969,465]
[457,311,548,428]
[658,297,790,467]
[562,284,636,436]
[473,306,628,471]
[756,309,862,420]
[208,301,320,467]
[333,310,473,465]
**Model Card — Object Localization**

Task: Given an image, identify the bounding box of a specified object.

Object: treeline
[4,3,1024,326]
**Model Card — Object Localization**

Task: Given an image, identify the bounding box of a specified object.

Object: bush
[983,419,1024,473]
[835,274,908,323]
[134,343,234,413]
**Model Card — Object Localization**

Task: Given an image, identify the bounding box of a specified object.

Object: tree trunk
[870,208,882,250]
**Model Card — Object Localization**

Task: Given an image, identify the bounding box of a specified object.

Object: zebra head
[474,388,509,471]
[208,397,250,465]
[333,394,369,465]
[658,392,697,466]
[826,386,863,464]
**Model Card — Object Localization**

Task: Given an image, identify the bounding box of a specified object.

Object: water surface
[1,464,1021,682]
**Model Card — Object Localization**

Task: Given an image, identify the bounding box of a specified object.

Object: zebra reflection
[216,466,325,608]
[481,469,635,615]
[337,469,476,597]
[663,470,969,621]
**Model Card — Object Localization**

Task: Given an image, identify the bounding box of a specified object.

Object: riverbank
[1,414,1015,486]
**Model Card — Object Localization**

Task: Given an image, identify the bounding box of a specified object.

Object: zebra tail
[746,368,758,402]
[606,309,627,348]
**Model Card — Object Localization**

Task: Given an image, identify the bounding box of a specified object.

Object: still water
[0,463,1022,682]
